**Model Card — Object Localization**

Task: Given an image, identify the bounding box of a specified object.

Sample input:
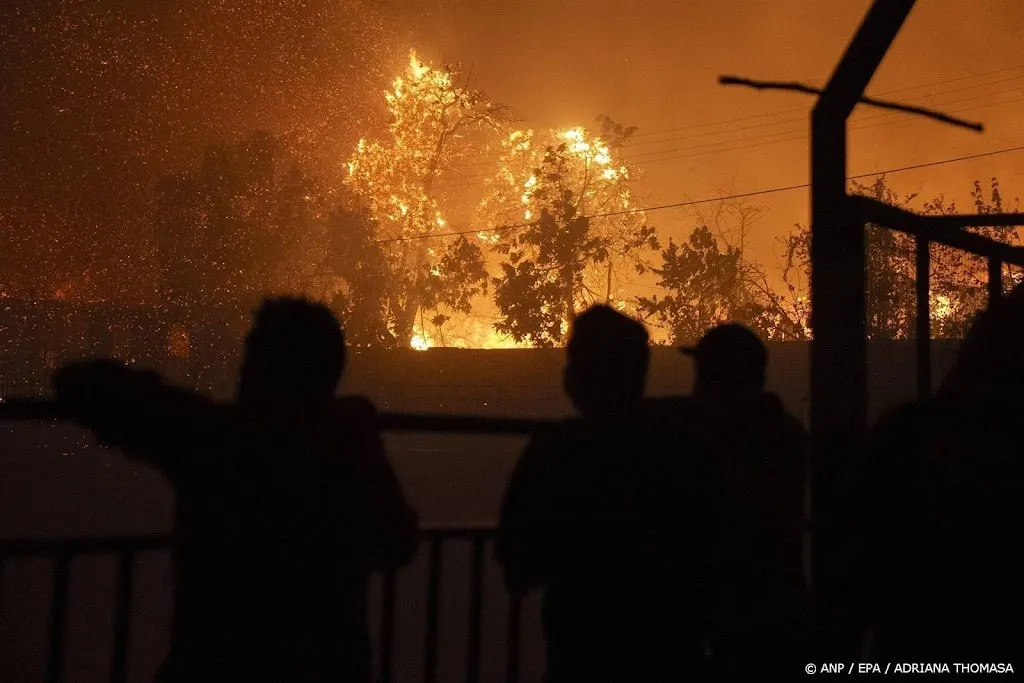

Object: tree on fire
[344,50,512,347]
[921,177,1022,338]
[778,176,1021,340]
[480,123,658,347]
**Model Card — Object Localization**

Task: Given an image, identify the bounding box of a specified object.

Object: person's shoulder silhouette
[675,323,808,678]
[866,284,1024,663]
[52,297,417,682]
[497,305,717,683]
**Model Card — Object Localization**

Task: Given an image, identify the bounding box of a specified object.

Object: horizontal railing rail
[0,398,556,437]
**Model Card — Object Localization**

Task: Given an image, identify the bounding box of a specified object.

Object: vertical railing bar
[110,547,136,683]
[465,535,485,683]
[423,535,443,683]
[915,235,932,399]
[505,594,522,683]
[379,571,397,683]
[46,552,72,683]
[989,257,1003,303]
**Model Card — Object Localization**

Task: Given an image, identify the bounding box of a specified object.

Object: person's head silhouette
[681,322,766,398]
[563,305,649,418]
[237,297,345,406]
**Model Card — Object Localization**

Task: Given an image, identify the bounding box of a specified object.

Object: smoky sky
[1,0,395,297]
[2,0,1022,300]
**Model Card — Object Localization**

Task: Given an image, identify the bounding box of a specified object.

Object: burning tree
[480,123,658,347]
[343,50,511,347]
[921,178,1022,337]
[778,176,1021,340]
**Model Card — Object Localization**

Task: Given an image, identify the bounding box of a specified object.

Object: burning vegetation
[2,41,1022,360]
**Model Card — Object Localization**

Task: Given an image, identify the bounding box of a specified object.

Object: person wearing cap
[669,323,809,679]
[680,322,770,399]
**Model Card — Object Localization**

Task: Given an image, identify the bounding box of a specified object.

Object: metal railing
[0,524,526,683]
[849,194,1024,399]
[0,535,166,683]
[0,406,548,683]
[0,398,546,682]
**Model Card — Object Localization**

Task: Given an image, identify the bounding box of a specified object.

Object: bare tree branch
[718,75,984,132]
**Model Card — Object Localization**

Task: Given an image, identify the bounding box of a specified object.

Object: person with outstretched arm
[52,297,418,683]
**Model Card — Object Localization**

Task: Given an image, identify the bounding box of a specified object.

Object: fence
[849,195,1024,399]
[794,0,1024,651]
[0,524,529,683]
[0,410,555,683]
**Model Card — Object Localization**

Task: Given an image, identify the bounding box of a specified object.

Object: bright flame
[408,50,430,80]
[410,334,430,351]
[932,293,953,320]
[560,128,584,143]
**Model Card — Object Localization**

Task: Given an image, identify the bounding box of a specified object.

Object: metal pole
[809,0,915,658]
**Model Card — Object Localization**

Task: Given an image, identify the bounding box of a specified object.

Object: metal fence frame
[0,523,525,683]
[806,0,1024,650]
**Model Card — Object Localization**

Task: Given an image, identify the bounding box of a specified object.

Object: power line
[429,93,1024,191]
[437,85,1024,183]
[847,144,1024,179]
[373,144,1024,245]
[618,75,1024,151]
[444,64,1024,165]
[631,95,1024,167]
[625,63,1024,139]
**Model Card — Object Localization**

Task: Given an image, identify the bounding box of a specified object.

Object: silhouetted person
[496,305,722,682]
[651,323,808,679]
[52,298,418,682]
[864,284,1024,663]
